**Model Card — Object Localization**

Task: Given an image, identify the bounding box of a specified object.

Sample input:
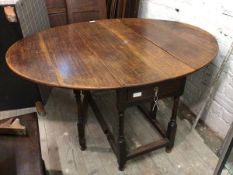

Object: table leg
[74,90,88,151]
[117,109,126,171]
[117,90,127,171]
[166,96,180,153]
[150,102,157,120]
[82,92,89,124]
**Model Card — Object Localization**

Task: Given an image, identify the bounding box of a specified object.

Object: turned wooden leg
[150,102,157,120]
[74,90,88,151]
[83,92,89,124]
[166,96,180,153]
[116,89,127,171]
[117,110,126,171]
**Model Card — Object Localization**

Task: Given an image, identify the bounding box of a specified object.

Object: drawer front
[127,86,154,102]
[127,78,186,103]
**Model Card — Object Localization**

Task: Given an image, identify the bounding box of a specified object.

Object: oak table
[6,18,218,170]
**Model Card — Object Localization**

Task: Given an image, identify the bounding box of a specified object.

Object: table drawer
[126,77,186,102]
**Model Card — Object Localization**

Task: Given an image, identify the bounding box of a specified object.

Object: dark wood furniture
[45,0,140,27]
[0,113,45,175]
[0,6,41,110]
[45,0,106,26]
[107,0,140,18]
[46,0,68,27]
[6,19,218,170]
[66,0,107,23]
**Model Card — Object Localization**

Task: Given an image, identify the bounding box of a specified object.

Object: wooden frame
[74,77,186,170]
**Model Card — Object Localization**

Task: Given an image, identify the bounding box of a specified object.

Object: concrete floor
[178,103,223,155]
[178,102,233,175]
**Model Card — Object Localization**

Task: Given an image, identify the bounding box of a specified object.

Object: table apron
[117,77,186,109]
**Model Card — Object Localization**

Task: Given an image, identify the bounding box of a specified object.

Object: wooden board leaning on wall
[45,0,140,27]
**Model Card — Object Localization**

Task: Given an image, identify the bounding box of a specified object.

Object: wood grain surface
[6,19,218,90]
[0,113,45,175]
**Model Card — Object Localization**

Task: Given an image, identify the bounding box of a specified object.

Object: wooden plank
[0,118,26,136]
[0,107,35,120]
[127,139,168,159]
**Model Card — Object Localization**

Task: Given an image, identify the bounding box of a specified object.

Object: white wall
[139,0,233,138]
[0,0,19,5]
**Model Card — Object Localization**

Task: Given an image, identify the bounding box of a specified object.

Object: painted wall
[139,0,233,138]
[0,0,19,5]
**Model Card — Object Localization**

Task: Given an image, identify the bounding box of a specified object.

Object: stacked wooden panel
[45,0,140,27]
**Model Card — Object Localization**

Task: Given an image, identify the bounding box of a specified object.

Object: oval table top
[6,18,218,90]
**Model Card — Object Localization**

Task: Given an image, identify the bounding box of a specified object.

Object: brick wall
[139,0,233,138]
